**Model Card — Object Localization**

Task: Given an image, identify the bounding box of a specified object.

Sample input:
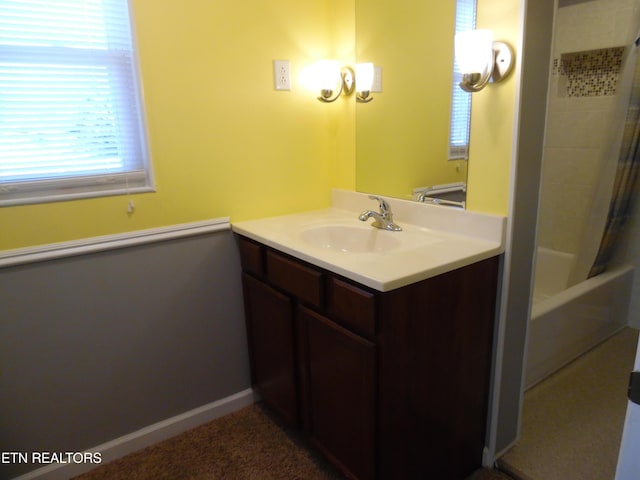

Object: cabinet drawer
[266,251,323,308]
[237,237,264,277]
[327,277,376,338]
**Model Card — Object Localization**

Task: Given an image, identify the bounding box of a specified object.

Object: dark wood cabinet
[376,262,499,479]
[299,305,376,480]
[241,273,299,427]
[237,235,499,480]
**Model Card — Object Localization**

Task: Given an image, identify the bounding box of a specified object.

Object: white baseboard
[12,389,257,480]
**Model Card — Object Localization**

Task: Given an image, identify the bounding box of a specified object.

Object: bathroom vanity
[233,190,505,480]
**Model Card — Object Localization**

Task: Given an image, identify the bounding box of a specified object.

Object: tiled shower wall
[537,0,640,328]
[537,0,636,254]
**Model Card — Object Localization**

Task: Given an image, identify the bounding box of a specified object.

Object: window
[449,0,476,160]
[0,0,153,206]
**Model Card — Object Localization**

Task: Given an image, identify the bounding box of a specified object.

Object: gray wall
[0,230,251,478]
[493,0,555,456]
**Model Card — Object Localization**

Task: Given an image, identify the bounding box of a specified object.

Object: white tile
[543,146,604,187]
[546,110,614,148]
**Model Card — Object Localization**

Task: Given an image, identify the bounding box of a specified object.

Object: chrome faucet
[358,195,402,231]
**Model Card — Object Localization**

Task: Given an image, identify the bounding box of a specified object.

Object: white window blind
[449,0,476,160]
[0,0,153,206]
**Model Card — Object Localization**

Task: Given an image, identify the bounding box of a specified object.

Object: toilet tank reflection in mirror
[355,1,468,202]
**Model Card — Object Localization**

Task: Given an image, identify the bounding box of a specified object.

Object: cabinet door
[242,273,298,428]
[298,305,376,480]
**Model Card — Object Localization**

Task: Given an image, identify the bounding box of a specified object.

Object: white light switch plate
[372,65,382,92]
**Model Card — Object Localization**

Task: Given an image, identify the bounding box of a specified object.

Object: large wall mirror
[355,1,468,203]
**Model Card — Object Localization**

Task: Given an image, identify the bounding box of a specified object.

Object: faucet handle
[368,195,390,213]
[360,195,402,231]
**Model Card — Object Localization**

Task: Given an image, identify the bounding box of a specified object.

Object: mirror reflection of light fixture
[454,29,514,93]
[314,60,375,103]
[355,62,374,103]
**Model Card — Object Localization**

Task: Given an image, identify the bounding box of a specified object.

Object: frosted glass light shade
[315,60,342,91]
[455,29,493,74]
[355,62,374,92]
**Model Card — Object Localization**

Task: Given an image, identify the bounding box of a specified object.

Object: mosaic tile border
[552,47,625,97]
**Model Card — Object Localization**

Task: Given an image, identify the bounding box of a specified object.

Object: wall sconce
[316,60,354,103]
[314,60,375,103]
[454,29,514,93]
[355,62,374,103]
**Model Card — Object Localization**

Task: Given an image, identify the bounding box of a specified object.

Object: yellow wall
[0,0,356,250]
[0,0,520,251]
[466,0,521,215]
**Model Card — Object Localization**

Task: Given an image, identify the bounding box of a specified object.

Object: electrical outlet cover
[273,59,291,91]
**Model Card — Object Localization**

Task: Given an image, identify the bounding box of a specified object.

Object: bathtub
[524,247,634,389]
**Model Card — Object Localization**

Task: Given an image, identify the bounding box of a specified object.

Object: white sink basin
[232,190,505,291]
[299,225,402,253]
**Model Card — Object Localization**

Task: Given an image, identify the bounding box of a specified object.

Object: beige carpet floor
[500,327,639,480]
[72,403,343,480]
[73,402,512,479]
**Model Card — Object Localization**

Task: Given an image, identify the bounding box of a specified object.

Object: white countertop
[232,190,506,291]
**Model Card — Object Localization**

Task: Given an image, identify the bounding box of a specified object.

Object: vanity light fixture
[454,29,514,93]
[355,62,374,103]
[316,60,355,103]
[315,60,375,103]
